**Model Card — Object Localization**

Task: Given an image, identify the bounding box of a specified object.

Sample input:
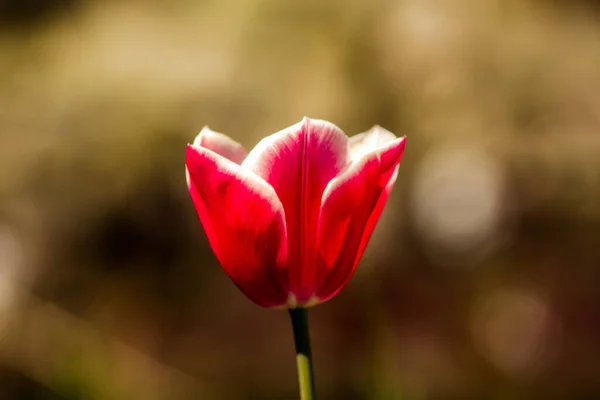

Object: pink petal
[186,145,289,308]
[348,125,399,161]
[315,131,406,303]
[193,126,248,164]
[242,117,349,303]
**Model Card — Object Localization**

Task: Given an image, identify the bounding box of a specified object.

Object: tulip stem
[289,307,316,400]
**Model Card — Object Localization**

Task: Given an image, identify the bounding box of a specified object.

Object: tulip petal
[348,125,398,161]
[193,126,248,164]
[242,117,349,302]
[315,131,406,303]
[186,145,289,307]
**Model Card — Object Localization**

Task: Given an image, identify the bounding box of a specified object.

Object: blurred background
[0,0,599,398]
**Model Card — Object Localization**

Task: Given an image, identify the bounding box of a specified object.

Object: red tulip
[186,117,406,308]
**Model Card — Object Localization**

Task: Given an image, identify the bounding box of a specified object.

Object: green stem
[289,307,316,400]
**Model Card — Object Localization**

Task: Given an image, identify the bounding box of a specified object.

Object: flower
[186,117,406,308]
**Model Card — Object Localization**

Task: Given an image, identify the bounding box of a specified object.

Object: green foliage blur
[0,0,599,398]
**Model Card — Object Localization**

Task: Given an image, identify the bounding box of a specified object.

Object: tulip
[186,117,406,399]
